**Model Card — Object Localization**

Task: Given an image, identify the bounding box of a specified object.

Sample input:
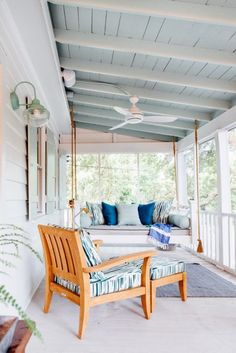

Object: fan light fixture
[10,81,50,127]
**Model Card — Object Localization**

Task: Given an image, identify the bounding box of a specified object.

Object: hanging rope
[173,139,179,208]
[195,122,203,253]
[68,105,77,227]
[74,118,77,200]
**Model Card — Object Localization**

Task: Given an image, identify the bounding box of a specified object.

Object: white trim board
[59,142,173,154]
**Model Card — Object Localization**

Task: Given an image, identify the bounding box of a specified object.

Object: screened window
[66,152,176,204]
[139,153,175,202]
[67,154,100,203]
[183,148,194,201]
[228,128,236,212]
[100,154,138,203]
[199,139,218,211]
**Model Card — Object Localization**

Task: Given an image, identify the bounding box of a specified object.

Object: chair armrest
[93,239,103,249]
[83,250,156,273]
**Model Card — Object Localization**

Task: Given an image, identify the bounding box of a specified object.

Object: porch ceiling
[47,0,236,141]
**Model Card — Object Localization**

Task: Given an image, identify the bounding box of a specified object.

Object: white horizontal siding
[0,0,64,317]
[5,200,28,218]
[6,160,27,184]
[4,107,28,204]
[5,180,27,201]
[5,143,27,169]
[5,122,26,154]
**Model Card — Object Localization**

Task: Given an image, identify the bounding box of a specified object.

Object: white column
[215,130,231,266]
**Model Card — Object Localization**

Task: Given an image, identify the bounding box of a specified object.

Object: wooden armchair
[38,225,156,339]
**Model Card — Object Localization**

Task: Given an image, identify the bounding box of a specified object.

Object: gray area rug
[156,263,236,297]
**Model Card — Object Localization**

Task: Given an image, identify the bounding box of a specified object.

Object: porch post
[215,130,231,266]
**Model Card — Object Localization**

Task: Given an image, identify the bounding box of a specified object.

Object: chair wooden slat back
[38,225,87,286]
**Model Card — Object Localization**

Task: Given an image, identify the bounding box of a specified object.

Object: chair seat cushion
[54,257,185,297]
[149,257,186,280]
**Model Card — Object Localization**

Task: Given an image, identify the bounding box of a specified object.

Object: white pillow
[116,204,141,226]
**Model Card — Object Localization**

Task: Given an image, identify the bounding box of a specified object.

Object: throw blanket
[148,223,171,248]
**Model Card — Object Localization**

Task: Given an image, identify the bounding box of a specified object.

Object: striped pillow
[86,202,105,225]
[153,200,173,224]
[80,230,105,281]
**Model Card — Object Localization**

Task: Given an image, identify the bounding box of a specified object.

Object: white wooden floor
[26,247,236,353]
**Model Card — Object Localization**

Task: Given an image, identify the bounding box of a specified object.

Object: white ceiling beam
[49,0,236,27]
[74,115,186,138]
[73,81,230,111]
[73,106,196,130]
[69,93,211,121]
[76,122,174,142]
[61,57,236,94]
[55,29,236,68]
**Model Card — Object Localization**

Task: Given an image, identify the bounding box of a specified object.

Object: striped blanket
[148,223,171,248]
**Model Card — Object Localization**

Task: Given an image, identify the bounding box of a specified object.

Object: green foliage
[0,224,42,339]
[0,285,41,339]
[184,139,218,211]
[199,139,218,211]
[228,128,236,212]
[67,153,176,204]
[184,149,195,201]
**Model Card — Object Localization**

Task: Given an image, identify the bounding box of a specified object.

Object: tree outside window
[199,139,218,211]
[66,152,176,204]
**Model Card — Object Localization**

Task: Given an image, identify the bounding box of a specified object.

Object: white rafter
[73,106,196,130]
[55,29,236,68]
[49,0,236,27]
[61,57,236,94]
[69,93,211,121]
[72,81,230,111]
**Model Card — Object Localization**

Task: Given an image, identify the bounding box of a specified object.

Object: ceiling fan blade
[113,106,129,115]
[109,121,129,131]
[145,116,177,123]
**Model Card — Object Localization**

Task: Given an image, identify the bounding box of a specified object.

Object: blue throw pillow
[138,202,156,225]
[102,202,118,225]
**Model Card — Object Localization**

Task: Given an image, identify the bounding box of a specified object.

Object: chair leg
[150,282,156,314]
[43,283,53,313]
[178,272,187,301]
[141,282,151,320]
[141,293,150,320]
[78,297,90,339]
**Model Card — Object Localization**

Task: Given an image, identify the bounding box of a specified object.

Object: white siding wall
[0,23,61,314]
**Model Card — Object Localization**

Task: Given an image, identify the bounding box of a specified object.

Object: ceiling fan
[110,96,177,131]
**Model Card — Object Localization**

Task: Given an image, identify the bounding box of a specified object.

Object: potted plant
[0,224,42,347]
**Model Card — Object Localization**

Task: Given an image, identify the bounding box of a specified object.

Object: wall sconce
[10,81,50,127]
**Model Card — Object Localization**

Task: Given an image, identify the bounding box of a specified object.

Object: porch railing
[200,211,236,273]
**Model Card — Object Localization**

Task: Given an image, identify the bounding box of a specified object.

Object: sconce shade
[10,81,50,127]
[10,91,20,110]
[23,98,50,127]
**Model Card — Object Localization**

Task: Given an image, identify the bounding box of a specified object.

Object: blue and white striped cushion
[150,257,186,280]
[80,230,105,281]
[86,202,105,225]
[48,226,105,281]
[55,257,185,297]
